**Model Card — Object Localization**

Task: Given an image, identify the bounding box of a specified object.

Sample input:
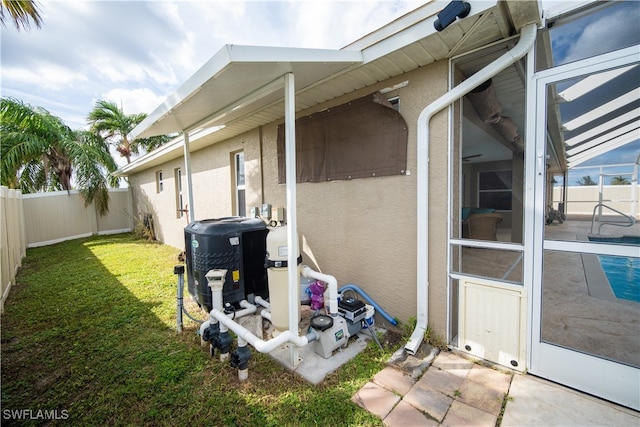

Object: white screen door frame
[528,45,640,410]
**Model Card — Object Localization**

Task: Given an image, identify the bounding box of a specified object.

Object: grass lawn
[1,234,397,426]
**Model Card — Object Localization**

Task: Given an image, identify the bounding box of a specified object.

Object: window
[156,171,163,193]
[234,152,246,216]
[478,170,512,211]
[175,168,184,218]
[388,96,400,111]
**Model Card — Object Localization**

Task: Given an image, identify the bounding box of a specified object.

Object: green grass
[1,234,393,426]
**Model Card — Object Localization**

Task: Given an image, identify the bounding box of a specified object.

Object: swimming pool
[588,235,640,303]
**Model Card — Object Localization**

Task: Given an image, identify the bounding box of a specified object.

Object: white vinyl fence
[1,187,27,314]
[1,188,133,313]
[553,185,639,218]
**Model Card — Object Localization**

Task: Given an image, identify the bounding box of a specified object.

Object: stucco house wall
[128,59,450,329]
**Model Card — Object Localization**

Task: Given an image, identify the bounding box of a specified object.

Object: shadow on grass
[1,234,386,426]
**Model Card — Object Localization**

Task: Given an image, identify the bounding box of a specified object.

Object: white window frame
[477,169,513,212]
[156,171,163,193]
[175,168,183,218]
[234,151,246,217]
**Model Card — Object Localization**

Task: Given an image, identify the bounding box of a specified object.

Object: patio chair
[464,212,503,241]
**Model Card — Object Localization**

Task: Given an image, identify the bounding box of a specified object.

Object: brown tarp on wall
[277,92,408,183]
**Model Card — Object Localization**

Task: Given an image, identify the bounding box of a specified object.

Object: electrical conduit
[339,284,398,326]
[405,23,537,355]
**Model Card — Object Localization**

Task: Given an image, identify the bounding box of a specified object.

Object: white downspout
[405,23,537,355]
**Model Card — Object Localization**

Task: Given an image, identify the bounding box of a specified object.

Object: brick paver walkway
[352,351,513,426]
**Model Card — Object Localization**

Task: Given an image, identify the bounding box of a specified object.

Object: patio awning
[561,60,640,168]
[130,45,363,140]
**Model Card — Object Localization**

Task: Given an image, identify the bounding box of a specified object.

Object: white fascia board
[113,127,220,177]
[542,0,599,21]
[113,135,184,177]
[357,0,496,64]
[221,44,362,64]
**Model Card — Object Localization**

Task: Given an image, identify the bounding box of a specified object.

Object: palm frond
[0,0,43,31]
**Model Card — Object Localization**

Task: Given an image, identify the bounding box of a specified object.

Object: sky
[1,0,425,131]
[1,0,637,180]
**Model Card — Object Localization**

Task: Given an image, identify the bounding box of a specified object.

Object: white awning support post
[284,72,300,367]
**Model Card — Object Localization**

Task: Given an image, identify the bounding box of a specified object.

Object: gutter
[405,23,537,355]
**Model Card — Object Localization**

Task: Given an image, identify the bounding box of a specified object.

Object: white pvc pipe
[211,308,309,353]
[302,266,338,316]
[235,300,257,317]
[205,270,309,355]
[405,23,537,355]
[198,300,257,337]
[260,309,272,321]
[254,296,270,308]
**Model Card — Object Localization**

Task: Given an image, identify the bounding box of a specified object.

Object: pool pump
[309,314,349,358]
[308,297,366,359]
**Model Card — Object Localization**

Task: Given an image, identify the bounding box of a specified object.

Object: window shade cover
[277,92,408,183]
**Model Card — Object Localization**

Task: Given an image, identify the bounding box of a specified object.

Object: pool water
[589,235,640,303]
[596,255,640,302]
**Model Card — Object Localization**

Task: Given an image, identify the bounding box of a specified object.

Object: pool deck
[542,217,639,368]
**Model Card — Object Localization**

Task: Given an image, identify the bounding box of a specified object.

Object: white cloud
[2,63,89,91]
[1,0,425,130]
[554,2,640,64]
[100,88,166,116]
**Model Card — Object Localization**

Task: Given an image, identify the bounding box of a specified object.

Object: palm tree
[87,100,171,164]
[1,97,118,215]
[0,0,43,31]
[577,175,597,186]
[610,175,630,185]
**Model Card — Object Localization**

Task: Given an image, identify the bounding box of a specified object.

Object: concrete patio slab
[351,381,400,420]
[373,366,416,396]
[268,334,369,384]
[418,366,465,397]
[442,400,497,427]
[384,400,438,427]
[431,351,474,378]
[403,380,453,422]
[457,373,505,416]
[502,374,640,427]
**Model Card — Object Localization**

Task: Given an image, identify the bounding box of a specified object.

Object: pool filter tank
[184,217,268,311]
[265,225,301,333]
